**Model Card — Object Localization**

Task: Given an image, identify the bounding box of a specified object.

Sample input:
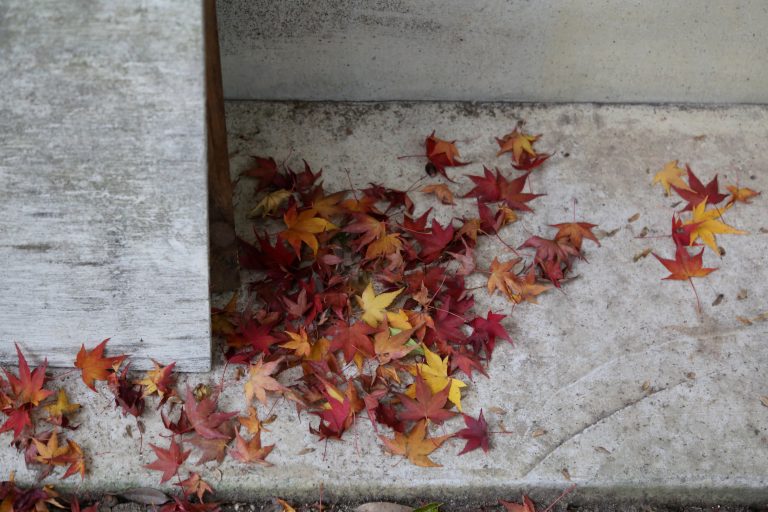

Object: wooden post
[204,0,239,293]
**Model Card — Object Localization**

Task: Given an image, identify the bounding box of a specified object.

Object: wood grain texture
[205,0,240,293]
[0,1,211,371]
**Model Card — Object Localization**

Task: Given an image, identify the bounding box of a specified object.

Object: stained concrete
[4,102,768,505]
[0,1,211,371]
[217,1,768,103]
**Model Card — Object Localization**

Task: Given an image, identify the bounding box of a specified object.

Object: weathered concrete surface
[0,1,211,371]
[218,1,768,103]
[4,102,768,505]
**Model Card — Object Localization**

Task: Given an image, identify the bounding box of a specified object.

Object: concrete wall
[217,0,768,103]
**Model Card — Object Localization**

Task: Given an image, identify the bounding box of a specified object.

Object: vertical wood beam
[204,0,239,293]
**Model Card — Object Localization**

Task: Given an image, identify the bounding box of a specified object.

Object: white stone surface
[0,1,211,371]
[4,101,768,504]
[217,1,768,103]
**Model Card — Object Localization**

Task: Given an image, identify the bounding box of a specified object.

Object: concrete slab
[217,1,768,104]
[0,1,211,371]
[4,102,768,505]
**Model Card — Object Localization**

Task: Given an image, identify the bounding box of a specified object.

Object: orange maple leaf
[421,183,455,205]
[496,128,539,163]
[279,206,337,256]
[381,419,449,467]
[244,357,287,406]
[486,257,521,297]
[74,339,126,391]
[654,244,716,314]
[230,430,274,466]
[550,221,600,251]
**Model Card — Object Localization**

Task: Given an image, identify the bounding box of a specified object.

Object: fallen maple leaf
[672,165,728,211]
[137,360,177,403]
[356,283,403,326]
[413,345,466,412]
[61,439,86,479]
[381,419,449,467]
[373,325,417,365]
[421,183,455,205]
[550,221,600,251]
[238,406,268,435]
[244,357,287,406]
[279,206,337,256]
[455,409,490,455]
[177,472,214,502]
[230,430,274,466]
[45,389,80,422]
[183,387,237,440]
[652,160,690,196]
[399,375,456,424]
[496,128,539,164]
[654,244,717,314]
[684,201,746,254]
[74,339,126,391]
[424,132,469,180]
[727,185,761,205]
[507,267,552,305]
[281,329,312,358]
[464,167,542,212]
[248,189,292,218]
[33,429,69,466]
[145,438,190,483]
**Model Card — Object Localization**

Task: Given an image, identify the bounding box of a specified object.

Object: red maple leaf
[0,345,53,441]
[513,152,551,171]
[455,409,490,455]
[144,438,190,483]
[672,165,728,211]
[412,219,455,263]
[183,388,237,440]
[398,375,457,424]
[468,310,513,359]
[424,131,469,181]
[327,320,375,362]
[311,388,352,440]
[464,167,542,212]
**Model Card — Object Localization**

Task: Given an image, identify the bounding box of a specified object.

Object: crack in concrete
[521,379,689,478]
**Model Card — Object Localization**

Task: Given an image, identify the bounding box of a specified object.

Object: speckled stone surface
[4,101,768,505]
[217,1,768,103]
[0,1,211,371]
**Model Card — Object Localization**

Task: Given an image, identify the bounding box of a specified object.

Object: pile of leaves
[218,125,599,466]
[650,161,759,313]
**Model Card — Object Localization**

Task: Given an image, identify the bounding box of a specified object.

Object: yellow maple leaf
[386,309,413,329]
[45,389,80,419]
[496,128,539,163]
[279,206,338,256]
[33,430,69,465]
[412,345,466,411]
[685,201,746,253]
[249,189,292,218]
[726,185,761,205]
[652,160,691,196]
[365,233,403,260]
[280,329,311,358]
[356,283,403,326]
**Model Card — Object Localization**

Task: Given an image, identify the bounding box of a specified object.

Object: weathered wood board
[0,1,211,371]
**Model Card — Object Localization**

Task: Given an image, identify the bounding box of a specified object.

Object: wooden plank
[205,0,240,293]
[0,1,211,371]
